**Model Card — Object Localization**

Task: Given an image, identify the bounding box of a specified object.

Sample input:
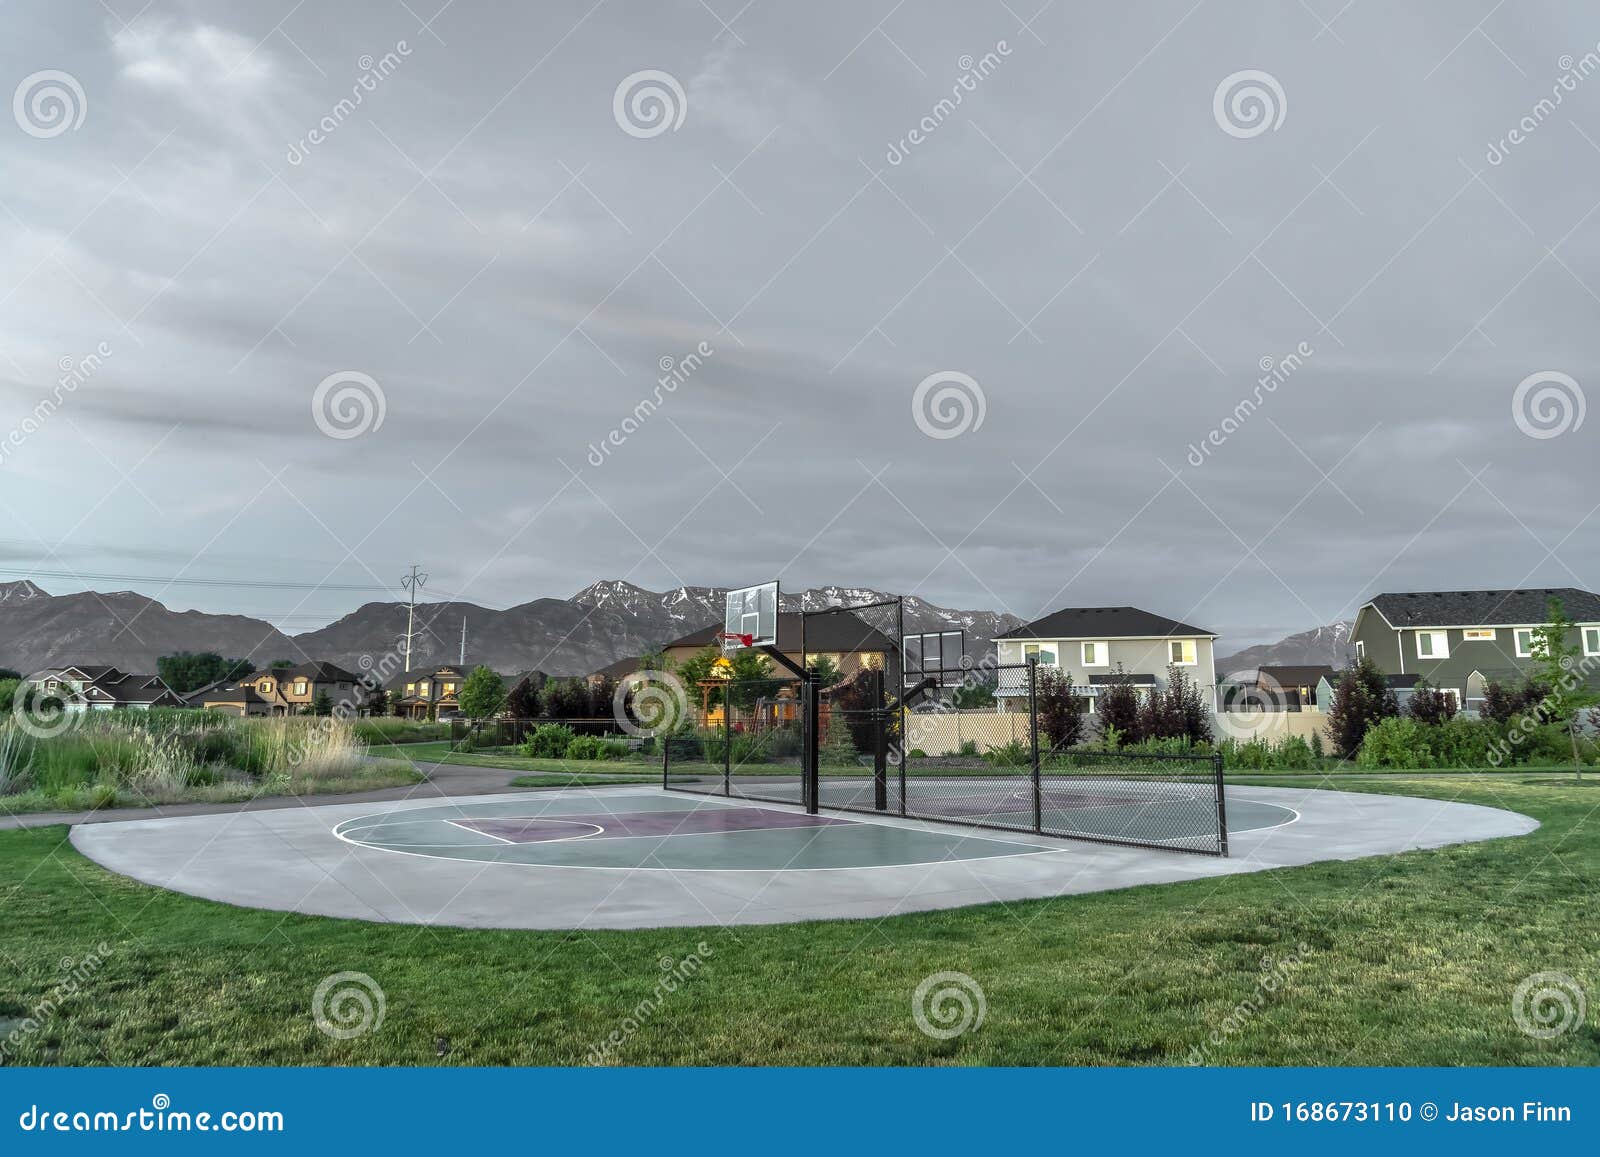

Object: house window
[294,680,307,695]
[405,683,416,696]
[1169,639,1197,666]
[1584,627,1600,657]
[1081,641,1108,666]
[1514,629,1536,658]
[1354,640,1365,661]
[1415,631,1448,659]
[261,680,274,694]
[419,681,431,697]
[442,682,456,695]
[1462,628,1496,641]
[1022,643,1058,667]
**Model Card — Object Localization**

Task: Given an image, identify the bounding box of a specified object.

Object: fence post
[1028,658,1042,834]
[723,680,732,797]
[870,668,887,811]
[1213,751,1229,857]
[662,729,670,789]
[802,671,820,815]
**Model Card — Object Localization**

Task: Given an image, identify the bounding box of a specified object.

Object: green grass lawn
[0,776,1594,1066]
[374,740,660,776]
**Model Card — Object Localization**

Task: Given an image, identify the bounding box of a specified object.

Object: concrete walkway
[67,783,1538,930]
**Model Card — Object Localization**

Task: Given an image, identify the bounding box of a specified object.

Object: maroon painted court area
[452,807,852,845]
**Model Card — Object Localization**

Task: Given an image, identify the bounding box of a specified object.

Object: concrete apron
[67,784,1538,931]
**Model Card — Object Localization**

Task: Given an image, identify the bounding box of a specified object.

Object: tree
[364,686,389,718]
[1529,598,1598,778]
[1035,667,1085,752]
[819,710,858,766]
[456,665,506,721]
[542,677,591,719]
[311,690,334,717]
[1165,665,1214,746]
[1095,666,1143,745]
[156,651,254,694]
[810,655,842,690]
[505,675,540,719]
[270,659,294,670]
[0,668,23,681]
[1407,678,1458,727]
[950,681,996,709]
[1327,655,1399,759]
[0,678,19,715]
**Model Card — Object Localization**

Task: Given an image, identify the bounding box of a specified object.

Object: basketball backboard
[722,581,779,652]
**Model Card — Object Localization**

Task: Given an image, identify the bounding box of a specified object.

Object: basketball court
[65,581,1539,928]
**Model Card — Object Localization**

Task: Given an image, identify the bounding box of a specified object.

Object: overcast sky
[1,1,1596,648]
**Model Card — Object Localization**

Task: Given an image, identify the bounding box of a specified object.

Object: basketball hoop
[716,631,755,648]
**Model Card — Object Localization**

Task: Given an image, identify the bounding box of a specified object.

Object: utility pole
[459,616,466,666]
[401,564,427,672]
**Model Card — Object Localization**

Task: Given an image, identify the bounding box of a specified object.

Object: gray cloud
[1,0,1597,648]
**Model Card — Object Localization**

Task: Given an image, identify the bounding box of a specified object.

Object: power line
[0,566,396,592]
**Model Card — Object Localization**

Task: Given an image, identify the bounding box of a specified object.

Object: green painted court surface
[334,792,1297,871]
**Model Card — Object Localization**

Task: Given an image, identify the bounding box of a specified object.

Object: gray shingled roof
[999,606,1215,641]
[1368,588,1600,628]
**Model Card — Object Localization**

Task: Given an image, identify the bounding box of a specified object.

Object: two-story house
[1350,588,1600,714]
[993,606,1219,713]
[24,665,182,711]
[198,661,364,717]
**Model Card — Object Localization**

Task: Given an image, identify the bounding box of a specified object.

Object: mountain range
[1213,621,1355,676]
[0,580,1024,678]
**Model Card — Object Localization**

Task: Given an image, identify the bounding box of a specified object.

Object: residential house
[23,665,183,712]
[1314,671,1418,713]
[1221,665,1338,712]
[198,661,364,717]
[1350,588,1600,714]
[388,662,515,719]
[993,606,1219,713]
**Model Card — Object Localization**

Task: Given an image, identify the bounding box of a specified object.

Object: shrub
[1095,668,1143,744]
[1356,717,1431,769]
[563,735,628,761]
[983,739,1031,767]
[1035,668,1085,752]
[907,748,927,759]
[1407,679,1458,726]
[523,723,576,759]
[957,739,980,757]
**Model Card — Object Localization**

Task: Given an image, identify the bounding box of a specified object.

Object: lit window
[1415,631,1448,659]
[443,682,456,695]
[1462,628,1496,641]
[1081,641,1108,666]
[294,681,307,695]
[405,683,416,696]
[420,681,431,696]
[1514,629,1536,658]
[1169,640,1197,665]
